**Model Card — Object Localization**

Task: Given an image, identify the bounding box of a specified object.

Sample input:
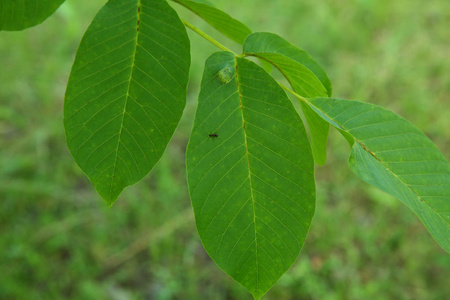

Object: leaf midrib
[234,56,260,296]
[109,0,142,204]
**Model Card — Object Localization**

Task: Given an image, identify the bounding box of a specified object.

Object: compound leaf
[309,97,450,253]
[244,32,331,165]
[172,0,251,44]
[186,51,315,299]
[0,0,65,31]
[64,0,190,205]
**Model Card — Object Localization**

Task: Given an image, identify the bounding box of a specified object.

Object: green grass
[0,0,449,299]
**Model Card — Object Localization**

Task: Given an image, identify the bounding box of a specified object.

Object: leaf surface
[309,97,450,252]
[64,0,190,205]
[244,32,331,165]
[172,0,251,44]
[186,52,315,299]
[0,0,65,31]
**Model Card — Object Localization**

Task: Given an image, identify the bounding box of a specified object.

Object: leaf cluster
[1,0,449,298]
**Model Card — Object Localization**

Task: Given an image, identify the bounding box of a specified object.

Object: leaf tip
[251,290,264,300]
[94,183,122,208]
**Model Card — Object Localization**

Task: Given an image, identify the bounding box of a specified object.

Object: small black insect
[208,133,219,138]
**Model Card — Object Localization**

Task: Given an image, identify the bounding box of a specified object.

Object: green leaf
[244,32,331,165]
[0,0,65,31]
[258,58,273,74]
[308,97,450,253]
[186,51,315,299]
[184,0,213,5]
[64,0,190,205]
[172,0,251,44]
[244,32,332,96]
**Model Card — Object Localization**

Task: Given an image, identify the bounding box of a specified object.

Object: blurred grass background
[0,0,449,299]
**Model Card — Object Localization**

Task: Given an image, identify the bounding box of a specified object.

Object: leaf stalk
[277,82,309,104]
[182,19,237,55]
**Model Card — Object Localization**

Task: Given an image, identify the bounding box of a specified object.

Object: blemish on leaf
[217,67,234,85]
[137,4,141,32]
[359,141,381,162]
